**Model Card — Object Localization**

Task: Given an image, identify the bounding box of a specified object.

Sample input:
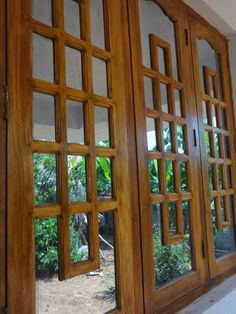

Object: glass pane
[163,121,172,152]
[179,161,188,192]
[90,0,105,50]
[220,196,226,222]
[70,214,89,264]
[34,153,57,205]
[33,92,55,141]
[152,203,192,287]
[66,47,83,90]
[211,197,235,259]
[209,76,214,98]
[227,165,232,189]
[64,0,81,38]
[168,202,177,236]
[177,124,185,154]
[95,106,110,147]
[158,47,166,75]
[149,159,160,194]
[218,165,223,190]
[205,131,212,157]
[146,117,157,151]
[214,133,221,158]
[32,0,52,26]
[35,218,58,279]
[166,160,175,193]
[144,76,154,109]
[208,164,214,191]
[175,89,182,117]
[202,100,208,124]
[98,211,117,311]
[161,83,169,113]
[68,155,87,203]
[221,107,228,129]
[197,40,223,100]
[139,0,179,80]
[224,136,230,159]
[67,100,84,144]
[212,105,219,127]
[33,33,54,82]
[35,213,117,313]
[92,57,107,97]
[96,157,112,200]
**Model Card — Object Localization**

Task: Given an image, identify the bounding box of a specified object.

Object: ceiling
[185,0,236,36]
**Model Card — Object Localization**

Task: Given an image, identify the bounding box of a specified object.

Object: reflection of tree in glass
[152,204,192,286]
[34,153,57,204]
[68,155,87,202]
[149,160,159,194]
[96,157,112,199]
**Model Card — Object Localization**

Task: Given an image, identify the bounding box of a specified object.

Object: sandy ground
[36,265,116,314]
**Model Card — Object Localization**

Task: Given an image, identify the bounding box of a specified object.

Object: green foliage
[35,218,58,278]
[96,157,112,198]
[68,156,87,202]
[153,227,192,286]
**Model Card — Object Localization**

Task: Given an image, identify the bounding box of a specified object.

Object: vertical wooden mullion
[84,0,100,268]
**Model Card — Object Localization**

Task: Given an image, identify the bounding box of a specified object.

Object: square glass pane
[208,164,214,191]
[227,165,232,189]
[34,153,57,205]
[67,100,84,144]
[179,161,188,192]
[224,136,230,159]
[218,165,223,190]
[90,0,105,49]
[68,155,87,202]
[149,159,160,194]
[33,33,54,82]
[66,47,83,90]
[214,133,221,158]
[202,100,209,124]
[182,201,190,234]
[146,117,157,151]
[221,107,228,130]
[96,157,112,200]
[92,57,108,97]
[70,214,89,264]
[210,76,214,98]
[33,92,55,141]
[160,83,169,113]
[175,89,182,117]
[32,0,52,26]
[158,47,166,75]
[205,131,212,157]
[166,160,175,193]
[35,218,58,279]
[64,0,81,38]
[152,203,192,287]
[212,105,219,127]
[163,121,172,152]
[168,202,177,236]
[177,124,185,154]
[220,196,226,222]
[144,76,154,109]
[95,106,110,147]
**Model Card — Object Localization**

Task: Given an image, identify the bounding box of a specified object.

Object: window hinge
[3,84,8,120]
[185,29,189,45]
[202,240,205,258]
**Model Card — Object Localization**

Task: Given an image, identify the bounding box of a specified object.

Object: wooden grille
[31,0,119,280]
[144,32,192,245]
[202,65,233,230]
